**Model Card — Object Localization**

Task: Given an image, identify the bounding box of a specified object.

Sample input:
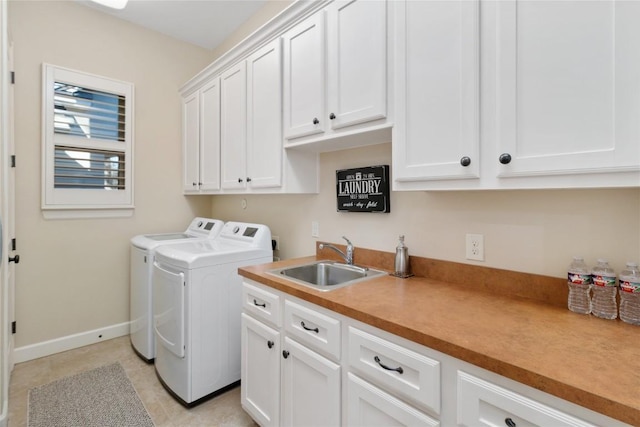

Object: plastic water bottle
[619,262,640,325]
[567,257,591,314]
[591,259,617,319]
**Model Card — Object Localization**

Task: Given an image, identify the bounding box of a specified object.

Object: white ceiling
[79,0,269,51]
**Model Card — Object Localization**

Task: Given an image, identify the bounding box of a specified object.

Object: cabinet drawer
[242,281,281,328]
[284,299,341,360]
[348,326,441,416]
[347,373,439,427]
[457,371,597,427]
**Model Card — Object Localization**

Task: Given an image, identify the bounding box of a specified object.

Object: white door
[392,0,480,182]
[199,77,221,191]
[281,336,340,427]
[0,14,15,423]
[326,0,387,130]
[152,261,185,358]
[494,0,640,177]
[246,39,282,189]
[346,373,439,427]
[241,313,281,427]
[220,61,247,189]
[182,91,200,192]
[282,12,326,140]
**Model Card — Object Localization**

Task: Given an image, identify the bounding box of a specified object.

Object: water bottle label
[593,275,616,287]
[568,273,591,285]
[619,280,640,293]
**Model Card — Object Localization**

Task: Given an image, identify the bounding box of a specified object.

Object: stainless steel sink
[268,261,386,291]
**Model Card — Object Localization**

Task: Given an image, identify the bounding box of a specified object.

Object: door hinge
[11,321,16,334]
[10,71,15,84]
[11,238,16,251]
[10,155,15,168]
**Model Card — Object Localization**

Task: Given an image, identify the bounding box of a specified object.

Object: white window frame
[42,64,134,219]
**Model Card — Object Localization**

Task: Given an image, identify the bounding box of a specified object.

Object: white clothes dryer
[152,222,272,406]
[130,217,224,362]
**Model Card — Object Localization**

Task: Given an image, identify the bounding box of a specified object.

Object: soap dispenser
[394,235,411,278]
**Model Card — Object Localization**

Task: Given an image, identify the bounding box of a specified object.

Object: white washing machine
[130,217,224,362]
[152,221,272,406]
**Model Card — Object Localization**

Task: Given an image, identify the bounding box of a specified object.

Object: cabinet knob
[246,177,252,182]
[499,153,512,164]
[312,117,319,125]
[192,182,197,187]
[504,418,516,427]
[8,254,19,264]
[198,182,202,186]
[267,340,274,349]
[460,156,471,167]
[329,113,336,120]
[282,350,290,359]
[238,178,244,183]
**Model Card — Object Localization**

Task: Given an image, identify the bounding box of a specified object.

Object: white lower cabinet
[457,371,600,427]
[241,279,629,427]
[347,373,439,427]
[241,313,280,426]
[241,280,341,427]
[281,336,341,427]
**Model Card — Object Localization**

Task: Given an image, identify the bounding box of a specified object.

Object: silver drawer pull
[300,321,319,333]
[374,355,404,374]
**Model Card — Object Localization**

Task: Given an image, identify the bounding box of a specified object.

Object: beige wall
[212,143,640,279]
[9,1,213,347]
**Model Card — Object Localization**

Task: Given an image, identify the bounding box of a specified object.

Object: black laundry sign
[336,165,390,213]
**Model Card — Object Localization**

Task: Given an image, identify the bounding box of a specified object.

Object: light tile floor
[8,336,258,426]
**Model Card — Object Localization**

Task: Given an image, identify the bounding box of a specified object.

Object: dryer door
[152,261,185,358]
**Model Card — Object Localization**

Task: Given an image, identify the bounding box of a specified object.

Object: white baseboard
[13,322,130,364]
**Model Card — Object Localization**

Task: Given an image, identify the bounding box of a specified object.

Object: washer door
[152,261,185,358]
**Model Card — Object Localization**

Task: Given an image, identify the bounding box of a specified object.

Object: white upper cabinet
[393,0,640,190]
[182,91,200,193]
[246,39,283,189]
[182,78,221,193]
[283,0,390,152]
[282,12,326,140]
[220,61,248,190]
[392,0,480,183]
[326,0,387,130]
[494,0,640,179]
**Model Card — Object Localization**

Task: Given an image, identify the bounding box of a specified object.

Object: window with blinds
[42,64,134,217]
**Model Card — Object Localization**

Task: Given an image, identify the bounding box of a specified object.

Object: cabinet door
[220,61,247,189]
[282,12,326,140]
[281,336,340,427]
[199,78,221,191]
[495,0,640,177]
[392,0,480,182]
[241,313,280,427]
[327,0,387,130]
[182,91,200,192]
[247,39,282,188]
[347,373,439,427]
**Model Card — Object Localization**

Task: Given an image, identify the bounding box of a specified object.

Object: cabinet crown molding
[180,0,329,96]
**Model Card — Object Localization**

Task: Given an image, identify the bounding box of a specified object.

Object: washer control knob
[233,226,240,234]
[197,221,203,227]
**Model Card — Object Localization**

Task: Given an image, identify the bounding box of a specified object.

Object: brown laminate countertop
[239,255,640,426]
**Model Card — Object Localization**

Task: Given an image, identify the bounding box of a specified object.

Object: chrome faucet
[319,236,354,265]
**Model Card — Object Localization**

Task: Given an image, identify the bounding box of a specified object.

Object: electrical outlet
[311,221,319,238]
[466,233,484,261]
[272,236,280,251]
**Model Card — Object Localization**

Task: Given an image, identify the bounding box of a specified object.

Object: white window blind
[42,64,134,217]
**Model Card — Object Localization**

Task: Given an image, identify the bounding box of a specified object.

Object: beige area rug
[28,362,154,427]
